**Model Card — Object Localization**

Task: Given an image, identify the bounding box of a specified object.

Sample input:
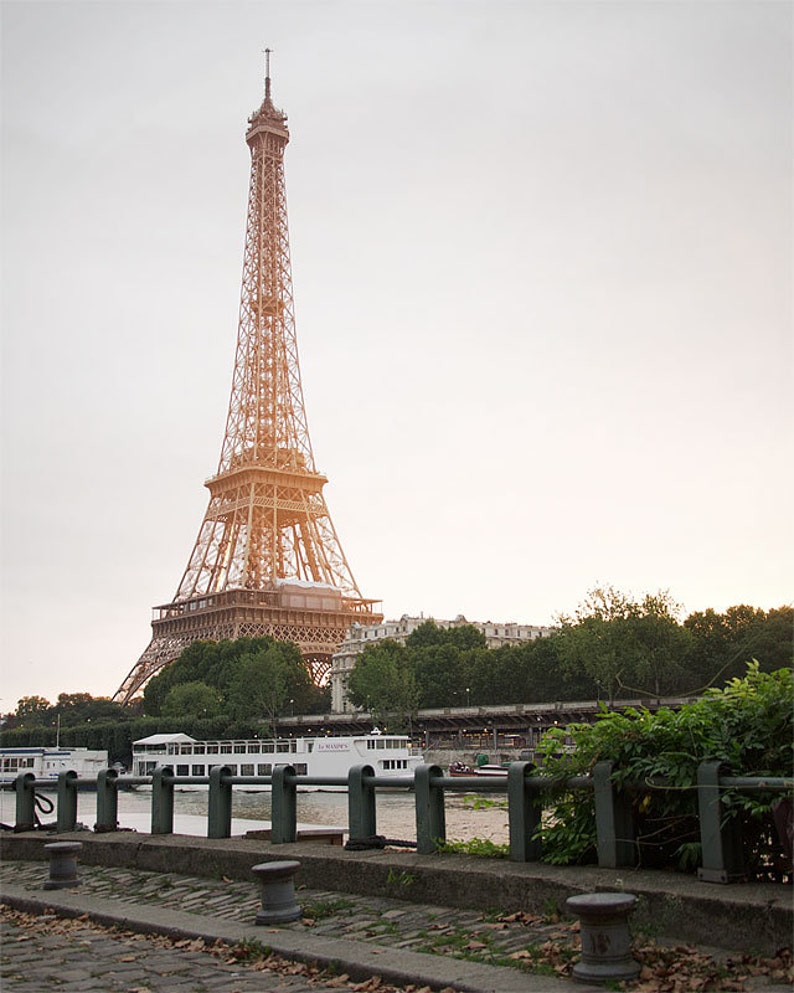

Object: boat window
[234,744,246,754]
[180,745,193,755]
[191,765,204,776]
[240,763,254,776]
[261,743,274,754]
[377,740,385,749]
[206,745,219,754]
[176,764,189,776]
[257,764,272,776]
[220,744,232,754]
[294,763,307,775]
[226,764,237,775]
[193,745,205,755]
[167,745,177,755]
[307,742,313,753]
[367,740,375,750]
[247,744,259,753]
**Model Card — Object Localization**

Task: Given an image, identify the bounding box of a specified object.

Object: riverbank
[2,830,791,960]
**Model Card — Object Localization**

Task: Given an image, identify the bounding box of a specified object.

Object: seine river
[0,786,509,845]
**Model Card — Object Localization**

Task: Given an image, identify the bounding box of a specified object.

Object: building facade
[329,615,554,713]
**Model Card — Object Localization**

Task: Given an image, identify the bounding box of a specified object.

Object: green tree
[556,586,638,704]
[161,681,223,718]
[625,592,693,698]
[414,644,466,709]
[55,693,124,726]
[556,587,693,702]
[15,696,52,726]
[226,641,310,733]
[406,619,486,650]
[347,640,419,731]
[684,605,793,689]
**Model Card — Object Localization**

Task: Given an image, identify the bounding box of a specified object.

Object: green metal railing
[10,762,792,885]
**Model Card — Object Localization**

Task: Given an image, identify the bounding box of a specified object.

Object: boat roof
[132,733,197,746]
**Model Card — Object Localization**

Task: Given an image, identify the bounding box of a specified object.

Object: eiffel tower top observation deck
[114,56,382,704]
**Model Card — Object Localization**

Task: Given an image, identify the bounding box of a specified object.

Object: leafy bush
[535,663,793,876]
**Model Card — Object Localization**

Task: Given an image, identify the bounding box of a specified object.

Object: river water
[0,787,510,844]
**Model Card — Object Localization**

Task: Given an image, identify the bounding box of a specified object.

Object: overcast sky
[1,1,791,709]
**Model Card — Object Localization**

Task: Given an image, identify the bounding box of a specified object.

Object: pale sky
[1,1,791,710]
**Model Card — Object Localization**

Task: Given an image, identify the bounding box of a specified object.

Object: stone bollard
[43,841,83,890]
[565,892,640,985]
[251,860,302,924]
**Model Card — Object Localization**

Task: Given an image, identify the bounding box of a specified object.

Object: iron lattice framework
[114,63,381,705]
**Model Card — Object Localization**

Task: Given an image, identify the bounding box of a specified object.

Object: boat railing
[8,763,792,885]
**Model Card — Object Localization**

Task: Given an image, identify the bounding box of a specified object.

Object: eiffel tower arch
[114,57,382,705]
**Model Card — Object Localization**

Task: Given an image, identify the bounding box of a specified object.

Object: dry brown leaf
[325,973,350,987]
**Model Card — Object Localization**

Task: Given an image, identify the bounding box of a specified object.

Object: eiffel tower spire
[114,59,381,704]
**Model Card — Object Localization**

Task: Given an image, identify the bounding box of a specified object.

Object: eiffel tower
[114,56,382,705]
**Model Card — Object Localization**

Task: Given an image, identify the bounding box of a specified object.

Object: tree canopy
[142,636,327,724]
[346,640,419,731]
[343,594,791,718]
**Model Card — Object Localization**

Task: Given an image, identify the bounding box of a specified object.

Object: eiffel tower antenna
[114,66,382,704]
[264,47,272,99]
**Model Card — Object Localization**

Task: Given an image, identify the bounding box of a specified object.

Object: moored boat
[130,731,423,791]
[449,761,508,778]
[0,746,110,789]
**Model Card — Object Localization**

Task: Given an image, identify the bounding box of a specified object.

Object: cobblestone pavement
[2,859,792,992]
[0,859,570,962]
[0,906,426,992]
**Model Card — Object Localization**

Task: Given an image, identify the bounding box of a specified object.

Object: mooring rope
[0,790,56,831]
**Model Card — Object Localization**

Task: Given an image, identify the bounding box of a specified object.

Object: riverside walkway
[1,832,792,992]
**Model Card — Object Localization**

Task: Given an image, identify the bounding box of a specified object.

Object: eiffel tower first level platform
[114,56,381,705]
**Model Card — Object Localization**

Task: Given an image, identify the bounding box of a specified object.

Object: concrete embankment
[2,830,791,958]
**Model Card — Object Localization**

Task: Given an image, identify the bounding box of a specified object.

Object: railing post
[56,771,78,833]
[208,765,233,839]
[593,761,635,868]
[348,764,376,842]
[508,761,543,862]
[415,764,445,854]
[271,764,297,844]
[697,760,745,883]
[14,772,36,831]
[95,769,119,832]
[151,766,174,835]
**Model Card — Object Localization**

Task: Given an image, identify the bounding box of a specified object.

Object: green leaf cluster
[346,600,792,719]
[142,636,328,731]
[534,663,793,875]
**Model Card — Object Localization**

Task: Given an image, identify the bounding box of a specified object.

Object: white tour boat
[130,731,423,791]
[0,746,110,788]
